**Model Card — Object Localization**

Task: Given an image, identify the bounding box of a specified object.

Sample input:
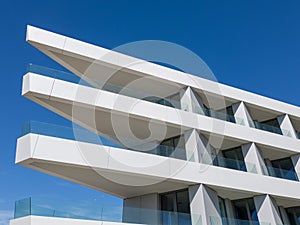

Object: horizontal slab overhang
[10,216,140,225]
[26,25,300,118]
[23,72,300,155]
[16,133,300,207]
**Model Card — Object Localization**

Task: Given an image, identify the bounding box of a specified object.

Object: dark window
[269,157,298,181]
[261,118,280,128]
[286,207,300,225]
[253,118,283,135]
[160,189,192,225]
[160,135,186,160]
[218,197,227,218]
[213,147,247,172]
[232,198,258,222]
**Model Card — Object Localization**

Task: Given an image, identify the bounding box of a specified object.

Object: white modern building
[10,25,300,225]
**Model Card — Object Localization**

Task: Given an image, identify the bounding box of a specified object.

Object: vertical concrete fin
[277,114,297,138]
[189,184,221,225]
[199,133,216,164]
[291,154,300,179]
[232,102,254,127]
[242,143,267,175]
[184,129,200,162]
[180,87,205,114]
[254,195,283,225]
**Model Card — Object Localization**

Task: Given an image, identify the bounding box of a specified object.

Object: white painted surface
[291,154,300,179]
[189,184,220,225]
[22,73,300,156]
[242,143,267,175]
[278,114,297,138]
[254,195,283,225]
[16,134,300,201]
[25,25,300,120]
[10,215,144,225]
[232,102,254,127]
[19,26,300,225]
[184,129,200,162]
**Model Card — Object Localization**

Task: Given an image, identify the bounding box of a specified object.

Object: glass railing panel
[103,83,183,110]
[194,105,206,115]
[265,166,298,181]
[14,197,120,221]
[281,129,292,137]
[245,162,258,174]
[250,120,293,138]
[21,121,187,161]
[27,64,184,110]
[124,208,194,225]
[14,198,31,219]
[210,216,267,225]
[252,121,283,135]
[150,145,187,160]
[235,117,245,126]
[210,111,236,123]
[193,105,244,125]
[199,153,257,174]
[213,155,247,172]
[27,63,91,87]
[14,197,198,225]
[21,121,104,146]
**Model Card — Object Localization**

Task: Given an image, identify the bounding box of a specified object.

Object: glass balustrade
[264,166,298,181]
[251,121,283,135]
[23,121,265,174]
[27,64,186,111]
[27,64,297,140]
[200,154,257,174]
[213,155,247,172]
[14,197,197,225]
[27,63,92,86]
[210,216,267,225]
[194,105,245,125]
[21,121,187,160]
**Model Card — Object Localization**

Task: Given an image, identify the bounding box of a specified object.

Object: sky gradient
[1,1,300,224]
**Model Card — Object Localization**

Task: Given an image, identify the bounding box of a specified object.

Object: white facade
[10,25,300,225]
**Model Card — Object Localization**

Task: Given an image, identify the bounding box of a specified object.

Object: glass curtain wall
[269,157,298,181]
[160,135,186,160]
[213,147,247,172]
[287,207,300,225]
[232,198,259,224]
[160,189,192,225]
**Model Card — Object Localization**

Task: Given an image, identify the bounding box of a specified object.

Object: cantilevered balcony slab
[17,134,193,198]
[16,133,300,204]
[10,216,142,225]
[26,25,300,118]
[23,72,300,155]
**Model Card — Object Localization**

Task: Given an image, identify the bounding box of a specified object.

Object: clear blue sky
[1,0,300,223]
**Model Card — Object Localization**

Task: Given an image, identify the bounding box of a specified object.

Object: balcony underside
[17,134,194,198]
